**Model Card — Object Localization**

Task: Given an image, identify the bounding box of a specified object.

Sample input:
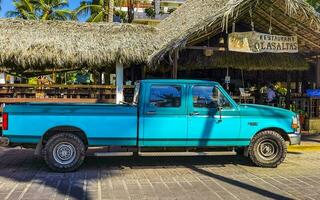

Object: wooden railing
[0,84,135,104]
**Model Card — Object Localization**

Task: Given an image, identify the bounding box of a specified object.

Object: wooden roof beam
[257,8,320,49]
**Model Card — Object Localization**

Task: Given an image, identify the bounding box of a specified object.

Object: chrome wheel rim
[53,142,76,165]
[257,139,278,161]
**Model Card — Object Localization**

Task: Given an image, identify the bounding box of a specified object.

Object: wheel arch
[42,126,88,145]
[254,127,290,142]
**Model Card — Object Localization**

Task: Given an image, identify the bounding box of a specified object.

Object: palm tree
[6,0,37,19]
[7,0,74,20]
[307,0,320,12]
[108,0,114,22]
[76,0,112,22]
[127,0,134,23]
[33,0,74,20]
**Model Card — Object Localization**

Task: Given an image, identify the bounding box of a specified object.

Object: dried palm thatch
[178,50,309,71]
[0,19,160,71]
[149,0,320,69]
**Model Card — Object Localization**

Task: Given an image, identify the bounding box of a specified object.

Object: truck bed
[3,103,138,146]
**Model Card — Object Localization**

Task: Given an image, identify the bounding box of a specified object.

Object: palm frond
[88,10,104,22]
[6,11,21,18]
[76,4,101,17]
[52,9,74,20]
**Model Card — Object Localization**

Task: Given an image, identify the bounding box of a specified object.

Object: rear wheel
[248,130,287,168]
[44,133,86,172]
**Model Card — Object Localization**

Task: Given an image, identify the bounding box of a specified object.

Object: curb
[288,145,320,152]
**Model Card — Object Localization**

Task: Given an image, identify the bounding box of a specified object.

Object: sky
[0,0,82,18]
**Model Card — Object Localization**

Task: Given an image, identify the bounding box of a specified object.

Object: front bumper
[288,133,301,145]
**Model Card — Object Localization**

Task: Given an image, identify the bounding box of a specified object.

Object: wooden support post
[172,49,179,79]
[317,56,320,88]
[286,72,291,109]
[154,0,160,19]
[130,66,135,82]
[141,65,146,80]
[116,63,124,104]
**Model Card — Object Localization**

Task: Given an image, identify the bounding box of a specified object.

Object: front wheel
[248,130,287,168]
[44,133,86,172]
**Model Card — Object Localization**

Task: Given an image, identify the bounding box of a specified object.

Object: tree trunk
[108,0,114,22]
[42,10,50,20]
[102,0,108,22]
[127,0,134,23]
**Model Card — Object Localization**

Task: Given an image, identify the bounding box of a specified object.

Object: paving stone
[1,148,320,199]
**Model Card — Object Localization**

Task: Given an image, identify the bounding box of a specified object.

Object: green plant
[274,82,287,96]
[28,77,38,84]
[307,0,320,12]
[145,7,155,18]
[114,10,126,22]
[7,0,74,20]
[6,0,37,19]
[168,8,176,14]
[34,0,74,20]
[76,0,109,22]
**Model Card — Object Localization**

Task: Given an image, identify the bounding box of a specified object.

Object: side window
[149,85,182,108]
[192,86,231,109]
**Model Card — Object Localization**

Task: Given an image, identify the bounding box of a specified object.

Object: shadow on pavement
[0,148,288,200]
[85,153,254,169]
[187,165,294,200]
[301,134,320,143]
[0,148,90,200]
[287,151,303,155]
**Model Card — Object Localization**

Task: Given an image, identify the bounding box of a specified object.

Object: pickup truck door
[187,84,242,146]
[141,83,188,146]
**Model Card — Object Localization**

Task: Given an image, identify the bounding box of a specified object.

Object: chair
[239,88,251,103]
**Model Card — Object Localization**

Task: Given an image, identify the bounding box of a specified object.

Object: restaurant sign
[228,31,298,53]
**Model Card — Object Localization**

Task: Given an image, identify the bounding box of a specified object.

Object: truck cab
[1,80,301,172]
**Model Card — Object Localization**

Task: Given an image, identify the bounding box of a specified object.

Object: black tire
[248,130,287,168]
[44,133,86,172]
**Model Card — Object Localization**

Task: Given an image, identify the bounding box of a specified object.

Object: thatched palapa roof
[179,51,309,71]
[0,0,319,72]
[149,0,320,70]
[0,19,160,71]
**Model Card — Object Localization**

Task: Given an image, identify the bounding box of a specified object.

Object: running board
[94,152,133,157]
[139,151,236,157]
[93,151,235,157]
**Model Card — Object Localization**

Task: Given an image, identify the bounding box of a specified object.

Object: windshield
[133,82,140,105]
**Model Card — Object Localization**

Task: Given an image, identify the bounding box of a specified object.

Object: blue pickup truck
[1,80,300,172]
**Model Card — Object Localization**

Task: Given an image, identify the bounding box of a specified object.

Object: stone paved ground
[0,148,320,200]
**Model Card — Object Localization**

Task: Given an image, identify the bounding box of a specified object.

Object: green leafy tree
[76,0,141,23]
[144,7,155,18]
[76,0,114,22]
[307,0,320,12]
[7,0,74,20]
[6,0,37,19]
[33,0,74,20]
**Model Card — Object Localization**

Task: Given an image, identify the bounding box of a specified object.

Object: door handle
[146,111,156,115]
[189,112,200,116]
